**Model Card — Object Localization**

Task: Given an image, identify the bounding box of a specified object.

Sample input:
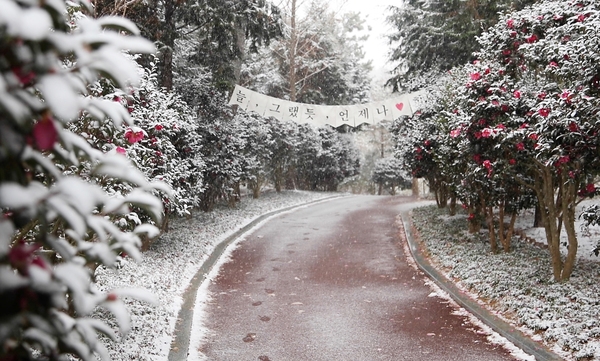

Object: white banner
[228,85,419,126]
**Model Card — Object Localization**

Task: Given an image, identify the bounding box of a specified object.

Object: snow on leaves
[0,0,164,360]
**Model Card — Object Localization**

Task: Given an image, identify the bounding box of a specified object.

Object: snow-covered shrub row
[0,0,166,360]
[412,205,600,360]
[393,0,600,282]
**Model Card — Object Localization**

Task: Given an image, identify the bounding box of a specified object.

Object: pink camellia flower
[483,160,493,176]
[470,72,481,81]
[450,128,461,138]
[548,61,559,68]
[124,128,145,144]
[516,142,525,151]
[33,115,58,151]
[492,100,500,106]
[155,124,164,131]
[116,146,126,155]
[526,34,538,43]
[507,19,514,28]
[496,124,506,131]
[553,14,564,21]
[578,14,586,22]
[538,108,551,118]
[481,128,495,138]
[475,131,483,139]
[9,240,44,275]
[513,90,522,99]
[520,123,529,129]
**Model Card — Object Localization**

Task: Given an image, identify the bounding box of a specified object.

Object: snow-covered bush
[113,60,204,221]
[447,0,600,280]
[0,1,165,359]
[371,157,409,195]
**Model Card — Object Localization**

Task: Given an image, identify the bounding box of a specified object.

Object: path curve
[190,195,523,360]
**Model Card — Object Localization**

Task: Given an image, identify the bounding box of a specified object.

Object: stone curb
[398,210,564,361]
[167,194,347,361]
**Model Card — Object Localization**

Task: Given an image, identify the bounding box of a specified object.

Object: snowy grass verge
[411,205,600,361]
[93,190,337,361]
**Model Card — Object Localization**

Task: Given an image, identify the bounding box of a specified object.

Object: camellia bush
[444,0,600,281]
[0,0,167,359]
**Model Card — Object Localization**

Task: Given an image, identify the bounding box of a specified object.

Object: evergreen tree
[386,0,538,92]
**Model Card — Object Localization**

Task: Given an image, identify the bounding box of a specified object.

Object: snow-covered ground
[93,190,337,361]
[412,199,600,361]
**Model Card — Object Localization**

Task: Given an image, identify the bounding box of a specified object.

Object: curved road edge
[167,194,347,361]
[398,210,563,361]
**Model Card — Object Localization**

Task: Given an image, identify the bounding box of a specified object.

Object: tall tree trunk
[288,0,298,101]
[158,0,176,90]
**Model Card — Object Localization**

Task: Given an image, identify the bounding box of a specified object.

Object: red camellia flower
[510,31,517,38]
[11,66,36,86]
[529,133,539,141]
[154,124,164,131]
[569,122,579,132]
[32,114,58,151]
[496,124,506,131]
[473,154,482,164]
[513,90,521,99]
[526,34,538,43]
[509,159,517,165]
[502,49,512,56]
[468,213,476,221]
[507,19,514,28]
[501,105,510,112]
[538,92,547,100]
[124,128,145,144]
[470,72,481,81]
[587,183,596,194]
[538,108,550,117]
[424,140,431,147]
[516,142,525,151]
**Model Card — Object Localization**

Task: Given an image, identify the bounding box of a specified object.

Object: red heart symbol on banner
[396,103,404,111]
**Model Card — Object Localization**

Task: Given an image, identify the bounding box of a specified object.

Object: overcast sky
[330,0,398,73]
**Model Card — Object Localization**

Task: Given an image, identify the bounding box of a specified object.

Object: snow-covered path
[192,195,520,360]
[94,190,337,360]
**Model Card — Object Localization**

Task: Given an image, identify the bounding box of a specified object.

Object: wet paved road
[198,196,518,360]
